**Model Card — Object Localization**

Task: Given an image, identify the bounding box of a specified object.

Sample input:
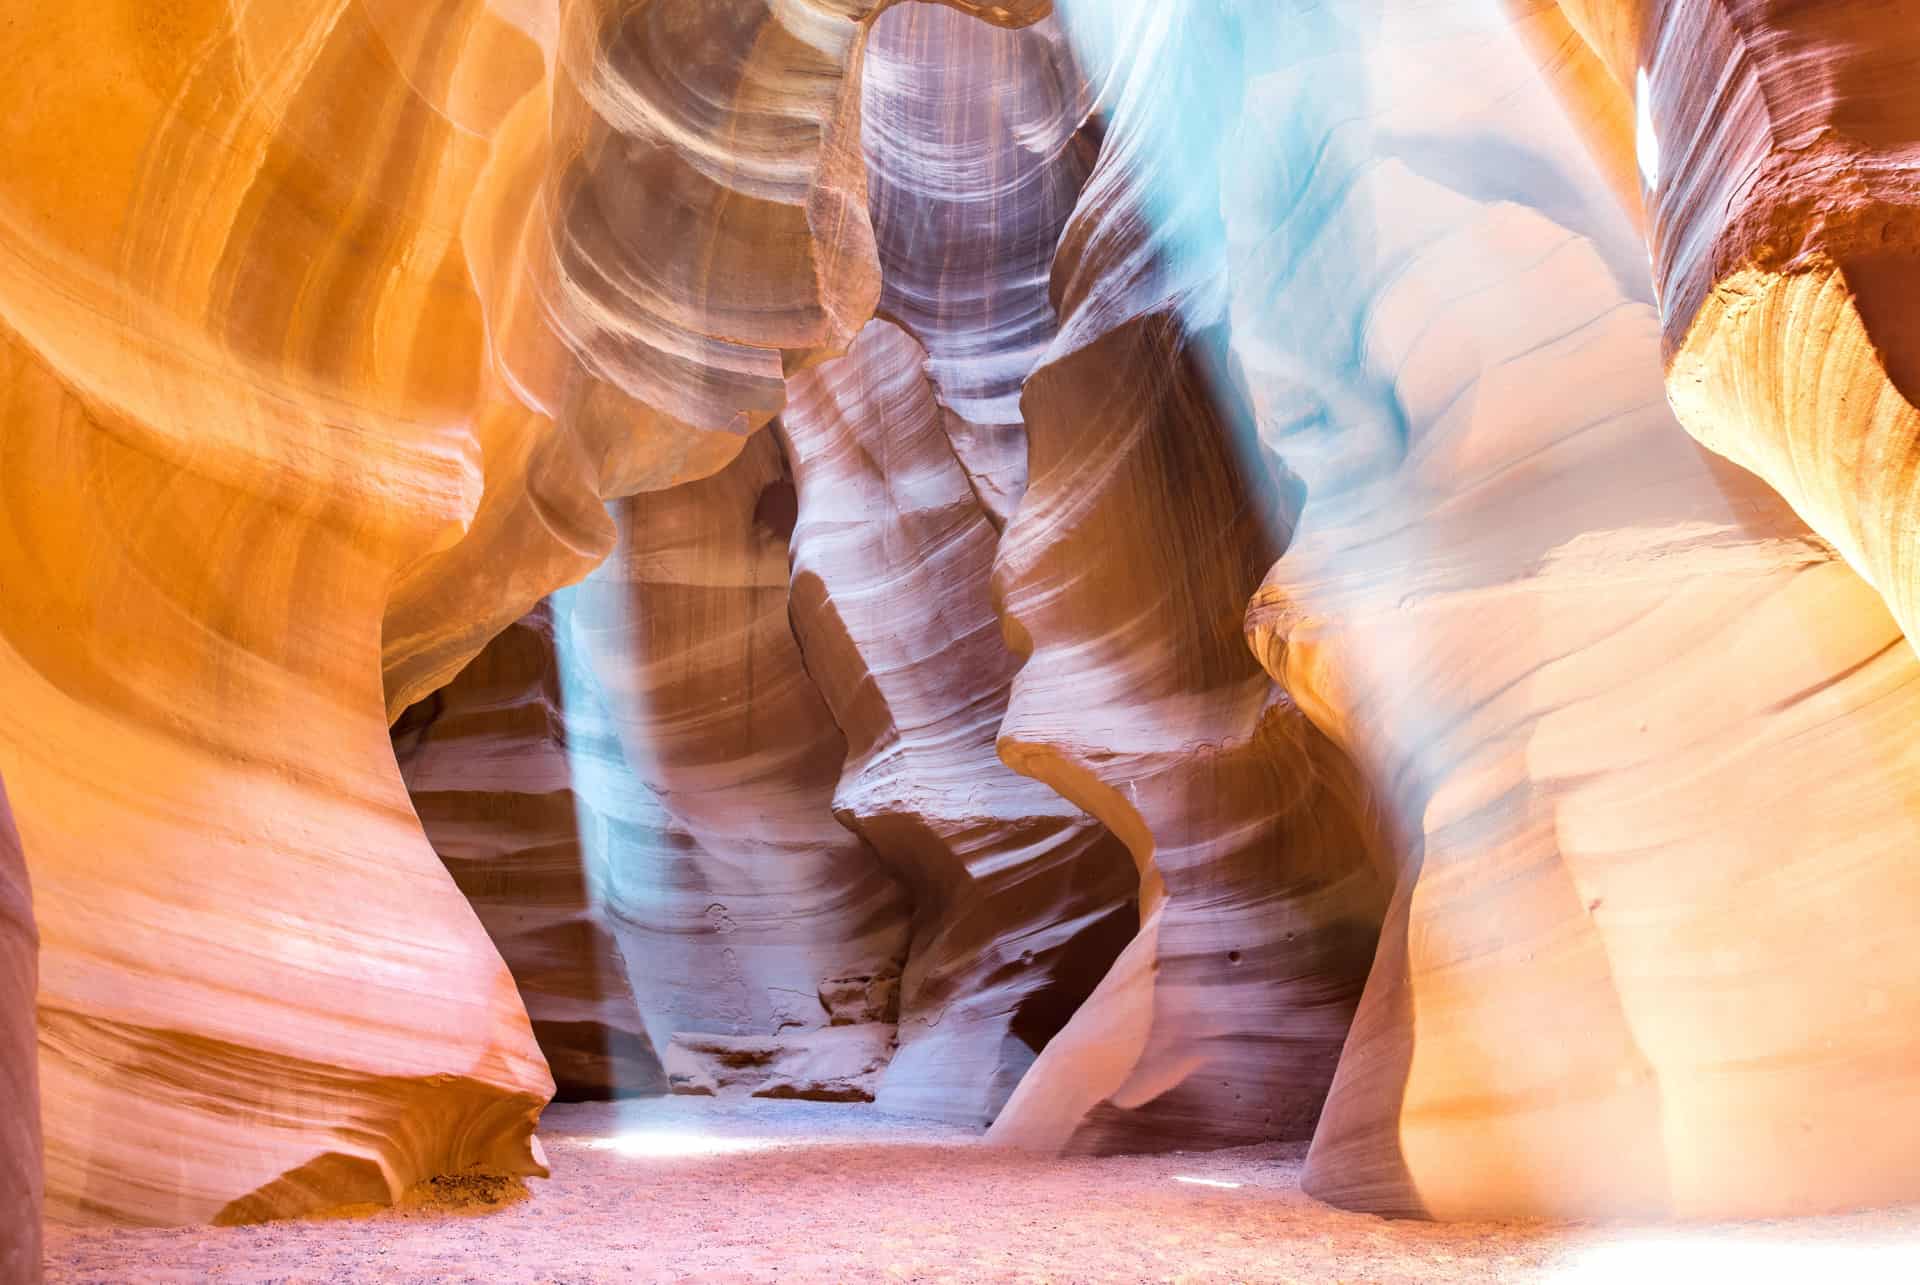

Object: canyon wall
[1238,0,1920,1220]
[7,0,1920,1236]
[0,0,1046,1227]
[781,4,1140,1127]
[392,606,665,1100]
[1510,1,1920,654]
[560,433,913,1056]
[0,315,555,1225]
[1,779,40,1280]
[779,320,1137,1125]
[979,0,1394,1155]
[394,450,928,1104]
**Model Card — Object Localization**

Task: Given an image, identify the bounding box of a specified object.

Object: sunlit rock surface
[0,0,1047,1229]
[396,438,917,1090]
[9,0,1920,1240]
[1239,0,1920,1220]
[780,320,1138,1127]
[560,433,913,1055]
[1514,1,1920,654]
[393,606,665,1100]
[862,3,1096,526]
[979,0,1393,1156]
[1,779,40,1281]
[0,323,553,1225]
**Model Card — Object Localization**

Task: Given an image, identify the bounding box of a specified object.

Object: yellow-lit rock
[0,0,1045,1227]
[1514,1,1920,655]
[1243,1,1920,1220]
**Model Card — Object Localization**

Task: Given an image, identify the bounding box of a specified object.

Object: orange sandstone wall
[1,779,40,1280]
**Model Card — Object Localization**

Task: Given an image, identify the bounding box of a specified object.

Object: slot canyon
[5,0,1920,1280]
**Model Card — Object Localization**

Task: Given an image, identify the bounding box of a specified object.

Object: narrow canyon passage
[10,0,1920,1279]
[42,1099,1920,1284]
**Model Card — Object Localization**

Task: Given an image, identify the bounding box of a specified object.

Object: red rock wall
[563,434,913,1053]
[1515,1,1920,658]
[0,0,1050,1225]
[1241,0,1920,1220]
[1,778,41,1281]
[393,606,665,1100]
[10,0,1920,1233]
[780,320,1137,1126]
[976,0,1393,1155]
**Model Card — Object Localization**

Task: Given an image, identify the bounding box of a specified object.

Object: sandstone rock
[665,1025,899,1104]
[13,0,1920,1238]
[863,3,1097,526]
[819,972,904,1028]
[1237,0,1920,1220]
[1,778,41,1281]
[393,606,666,1100]
[384,0,1064,716]
[398,433,914,1078]
[0,324,553,1225]
[1512,1,1920,657]
[1,0,1057,1225]
[980,0,1392,1156]
[561,432,913,1054]
[780,320,1138,1127]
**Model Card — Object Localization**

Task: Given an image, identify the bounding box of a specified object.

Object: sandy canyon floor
[42,1098,1920,1283]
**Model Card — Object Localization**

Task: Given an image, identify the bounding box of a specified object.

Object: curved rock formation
[779,319,1137,1126]
[0,318,554,1225]
[980,0,1392,1156]
[385,0,1052,715]
[1508,1,1920,655]
[396,440,916,1093]
[562,432,913,1054]
[0,0,1050,1226]
[863,2,1095,526]
[1,778,40,1281]
[393,606,665,1100]
[1240,0,1920,1220]
[13,0,1920,1237]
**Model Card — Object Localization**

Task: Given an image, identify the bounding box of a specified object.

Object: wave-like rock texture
[0,0,1053,1226]
[383,0,1052,715]
[1512,1,1920,653]
[0,318,553,1225]
[863,3,1095,526]
[559,432,913,1054]
[394,461,916,1091]
[1,779,40,1280]
[393,606,664,1100]
[0,0,589,1218]
[779,320,1138,1126]
[1239,1,1920,1220]
[980,0,1392,1157]
[394,4,1118,1127]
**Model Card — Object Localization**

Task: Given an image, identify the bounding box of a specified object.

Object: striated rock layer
[862,3,1096,527]
[396,438,917,1092]
[1,778,40,1281]
[0,0,1052,1226]
[665,1025,897,1103]
[393,606,665,1100]
[982,0,1393,1156]
[385,0,1066,714]
[1512,1,1920,656]
[1239,0,1920,1220]
[561,432,913,1056]
[0,321,553,1225]
[780,320,1138,1126]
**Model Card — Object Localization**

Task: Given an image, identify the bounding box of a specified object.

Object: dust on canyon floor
[43,1097,1920,1283]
